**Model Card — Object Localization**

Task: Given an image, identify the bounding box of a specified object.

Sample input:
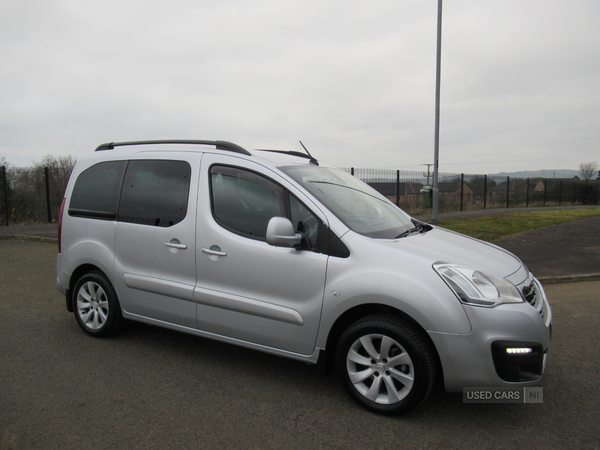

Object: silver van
[56,140,552,415]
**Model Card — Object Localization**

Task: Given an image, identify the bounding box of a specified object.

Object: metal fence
[342,167,600,216]
[1,164,72,226]
[2,163,599,226]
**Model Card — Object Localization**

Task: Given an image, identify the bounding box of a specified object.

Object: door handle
[165,242,187,250]
[202,247,227,257]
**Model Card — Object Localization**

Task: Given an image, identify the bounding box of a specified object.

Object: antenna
[299,141,319,165]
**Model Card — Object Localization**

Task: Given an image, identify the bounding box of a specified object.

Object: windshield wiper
[412,219,433,234]
[395,220,433,239]
[395,228,418,239]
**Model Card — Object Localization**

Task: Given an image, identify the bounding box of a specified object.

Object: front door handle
[202,247,227,257]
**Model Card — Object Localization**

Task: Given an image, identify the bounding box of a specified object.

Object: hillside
[489,169,580,179]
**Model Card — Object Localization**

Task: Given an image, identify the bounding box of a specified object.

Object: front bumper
[429,277,552,392]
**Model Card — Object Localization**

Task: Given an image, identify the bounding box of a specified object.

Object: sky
[1,0,599,175]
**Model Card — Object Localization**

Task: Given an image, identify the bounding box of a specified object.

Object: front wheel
[73,272,123,337]
[335,314,436,415]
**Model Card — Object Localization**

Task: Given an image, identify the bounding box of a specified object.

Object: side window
[290,195,319,250]
[118,160,191,227]
[211,166,285,239]
[69,161,126,219]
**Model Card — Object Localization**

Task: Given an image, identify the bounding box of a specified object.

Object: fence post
[2,166,8,226]
[543,179,547,206]
[44,167,52,223]
[351,167,354,176]
[506,176,510,208]
[483,175,487,209]
[460,174,464,211]
[559,180,563,206]
[526,178,530,207]
[395,170,400,207]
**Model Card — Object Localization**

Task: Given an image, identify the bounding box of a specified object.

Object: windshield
[280,166,414,239]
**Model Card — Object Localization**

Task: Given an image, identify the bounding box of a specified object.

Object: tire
[335,314,436,415]
[73,271,123,337]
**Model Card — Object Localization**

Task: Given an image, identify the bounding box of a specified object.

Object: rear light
[58,198,65,253]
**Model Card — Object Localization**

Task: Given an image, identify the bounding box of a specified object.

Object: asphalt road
[1,240,599,449]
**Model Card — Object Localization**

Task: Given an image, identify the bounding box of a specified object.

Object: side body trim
[193,286,304,326]
[123,273,195,302]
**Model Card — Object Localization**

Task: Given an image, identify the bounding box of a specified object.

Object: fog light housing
[492,341,544,382]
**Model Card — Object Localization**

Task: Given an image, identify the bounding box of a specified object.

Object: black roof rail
[94,140,251,156]
[256,142,318,165]
[257,149,319,165]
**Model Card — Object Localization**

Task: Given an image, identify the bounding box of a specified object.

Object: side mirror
[266,217,302,248]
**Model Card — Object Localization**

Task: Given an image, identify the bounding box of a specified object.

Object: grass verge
[436,208,600,242]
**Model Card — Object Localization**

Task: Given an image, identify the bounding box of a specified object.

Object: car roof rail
[94,140,251,156]
[257,141,319,165]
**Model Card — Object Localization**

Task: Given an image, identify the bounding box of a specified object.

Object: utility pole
[432,0,443,224]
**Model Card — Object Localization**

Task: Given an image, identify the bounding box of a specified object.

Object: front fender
[315,255,472,349]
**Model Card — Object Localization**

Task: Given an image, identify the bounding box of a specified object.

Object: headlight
[433,263,524,307]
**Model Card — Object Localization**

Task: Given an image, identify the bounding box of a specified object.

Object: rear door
[194,153,328,355]
[113,152,201,328]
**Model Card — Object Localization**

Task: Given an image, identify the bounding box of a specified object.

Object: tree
[579,162,599,181]
[2,154,77,224]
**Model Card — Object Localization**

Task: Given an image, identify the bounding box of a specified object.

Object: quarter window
[69,161,126,219]
[290,195,319,250]
[118,160,191,227]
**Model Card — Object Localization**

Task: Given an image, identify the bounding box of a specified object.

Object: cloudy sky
[1,0,599,175]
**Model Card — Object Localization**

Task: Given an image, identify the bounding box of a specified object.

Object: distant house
[367,181,424,210]
[437,181,474,206]
[466,180,486,205]
[489,179,530,204]
[367,182,399,197]
[533,178,562,192]
[367,181,424,199]
[489,180,516,200]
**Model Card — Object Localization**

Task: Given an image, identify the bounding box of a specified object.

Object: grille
[522,282,537,305]
[522,279,551,327]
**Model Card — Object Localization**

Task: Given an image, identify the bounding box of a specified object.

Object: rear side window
[118,160,191,227]
[69,161,126,219]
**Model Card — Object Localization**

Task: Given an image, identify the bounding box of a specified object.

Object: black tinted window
[69,161,126,219]
[211,166,285,239]
[290,194,319,250]
[118,160,191,227]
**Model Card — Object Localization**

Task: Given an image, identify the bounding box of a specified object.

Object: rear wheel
[73,272,123,337]
[335,314,436,415]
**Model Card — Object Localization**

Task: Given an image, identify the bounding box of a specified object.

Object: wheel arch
[319,303,443,383]
[66,264,111,313]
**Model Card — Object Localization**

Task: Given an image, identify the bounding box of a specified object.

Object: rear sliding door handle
[165,242,187,250]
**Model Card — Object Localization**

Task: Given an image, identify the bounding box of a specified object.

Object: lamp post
[432,0,443,224]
